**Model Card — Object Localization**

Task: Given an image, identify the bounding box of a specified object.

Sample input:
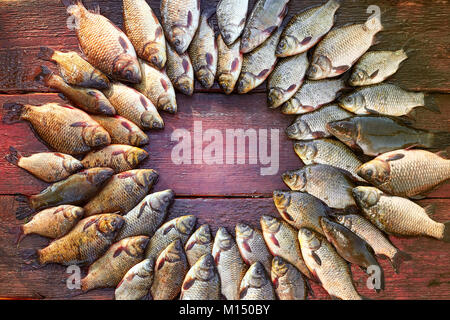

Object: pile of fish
[2,0,449,300]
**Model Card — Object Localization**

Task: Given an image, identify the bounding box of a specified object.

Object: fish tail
[328,0,342,9]
[15,226,26,246]
[424,94,441,113]
[37,46,55,62]
[5,146,22,166]
[20,248,44,270]
[443,221,450,243]
[390,250,412,274]
[15,194,35,220]
[202,7,216,20]
[61,0,84,17]
[365,11,383,32]
[430,132,450,150]
[60,0,82,8]
[2,102,25,124]
[34,65,55,85]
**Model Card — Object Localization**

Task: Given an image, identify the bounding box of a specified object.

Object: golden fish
[135,59,178,113]
[15,168,113,220]
[3,102,111,155]
[217,34,243,95]
[271,256,307,300]
[180,254,221,300]
[37,47,110,89]
[160,0,200,54]
[353,186,450,243]
[83,169,158,216]
[6,146,83,183]
[212,227,247,300]
[166,42,194,96]
[123,0,166,69]
[63,1,142,83]
[91,115,149,147]
[115,258,155,300]
[81,236,149,291]
[103,82,164,130]
[185,224,213,267]
[239,262,275,300]
[151,239,189,300]
[116,190,174,241]
[217,0,249,45]
[37,213,124,266]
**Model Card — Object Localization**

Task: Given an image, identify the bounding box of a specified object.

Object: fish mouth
[98,101,116,116]
[198,68,215,89]
[140,238,150,251]
[176,76,194,96]
[218,73,235,95]
[141,112,164,130]
[268,88,284,109]
[237,73,254,94]
[285,124,300,139]
[158,95,177,114]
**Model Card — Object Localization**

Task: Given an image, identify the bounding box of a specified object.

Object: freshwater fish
[217,34,243,95]
[166,42,194,96]
[271,256,307,300]
[91,115,149,147]
[217,0,249,45]
[115,258,155,300]
[185,224,213,267]
[239,262,275,300]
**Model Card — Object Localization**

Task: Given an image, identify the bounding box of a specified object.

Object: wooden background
[0,0,449,300]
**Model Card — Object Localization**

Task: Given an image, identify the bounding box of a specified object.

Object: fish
[239,262,275,300]
[327,116,450,157]
[212,227,247,300]
[83,169,158,216]
[166,42,194,96]
[276,0,340,57]
[217,0,249,46]
[103,82,164,130]
[298,228,362,300]
[333,213,411,273]
[115,258,155,300]
[357,149,450,198]
[5,146,83,183]
[185,224,213,267]
[91,115,149,147]
[123,0,166,69]
[160,0,200,54]
[273,190,330,235]
[37,47,110,89]
[294,139,365,182]
[37,213,124,266]
[353,186,450,243]
[15,168,114,220]
[235,223,273,274]
[188,10,218,89]
[238,27,282,94]
[217,34,243,95]
[267,52,309,109]
[62,0,141,83]
[18,205,84,243]
[308,14,383,80]
[151,239,189,300]
[286,104,353,140]
[260,215,313,279]
[180,253,221,300]
[240,0,289,53]
[338,83,439,117]
[271,256,307,300]
[135,59,178,114]
[145,215,197,260]
[116,189,174,241]
[35,66,115,116]
[81,235,149,291]
[349,50,408,86]
[281,78,347,115]
[282,164,357,212]
[3,102,111,155]
[81,144,148,173]
[320,217,382,281]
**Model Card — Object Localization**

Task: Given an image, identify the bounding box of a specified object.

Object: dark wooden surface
[0,0,449,300]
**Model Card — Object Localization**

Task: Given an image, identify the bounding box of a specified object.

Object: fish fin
[332,65,350,74]
[5,146,22,166]
[15,226,26,246]
[34,65,54,84]
[58,93,68,101]
[410,194,427,200]
[443,221,450,243]
[430,132,450,150]
[424,95,440,113]
[37,47,55,62]
[424,204,436,216]
[15,194,35,220]
[390,250,412,274]
[2,103,25,124]
[385,153,405,162]
[311,251,322,266]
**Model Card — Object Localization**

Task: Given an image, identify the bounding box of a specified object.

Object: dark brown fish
[91,115,149,147]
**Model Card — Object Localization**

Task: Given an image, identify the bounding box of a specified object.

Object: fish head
[349,69,369,87]
[273,190,292,211]
[135,169,158,187]
[162,239,184,263]
[221,26,239,46]
[63,206,84,221]
[91,71,110,90]
[141,258,155,274]
[215,227,233,250]
[294,141,317,162]
[97,214,125,239]
[282,169,307,191]
[235,223,254,239]
[260,215,281,234]
[237,72,256,94]
[195,254,216,281]
[357,159,390,185]
[142,43,166,70]
[176,215,197,235]
[83,125,111,148]
[275,36,296,57]
[171,28,190,54]
[88,167,114,186]
[128,236,150,256]
[332,214,354,230]
[176,75,194,96]
[307,55,332,80]
[339,92,366,113]
[113,54,142,84]
[281,98,302,115]
[149,189,175,213]
[196,224,212,245]
[298,228,322,251]
[352,186,382,209]
[158,94,177,114]
[129,130,150,146]
[197,66,215,89]
[96,98,116,116]
[267,88,284,109]
[141,110,164,130]
[286,120,310,140]
[62,157,84,174]
[218,73,235,95]
[271,256,288,279]
[326,119,358,146]
[247,262,267,288]
[125,147,148,168]
[319,217,342,243]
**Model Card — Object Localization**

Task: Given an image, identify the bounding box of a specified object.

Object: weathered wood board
[0,0,449,300]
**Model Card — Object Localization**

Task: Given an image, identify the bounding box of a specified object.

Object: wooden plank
[0,195,448,300]
[1,92,449,198]
[0,0,449,93]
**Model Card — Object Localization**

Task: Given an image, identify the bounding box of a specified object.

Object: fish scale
[166,42,194,96]
[91,115,149,147]
[185,224,213,267]
[239,262,275,300]
[271,257,306,300]
[115,258,155,300]
[217,34,243,95]
[217,0,249,45]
